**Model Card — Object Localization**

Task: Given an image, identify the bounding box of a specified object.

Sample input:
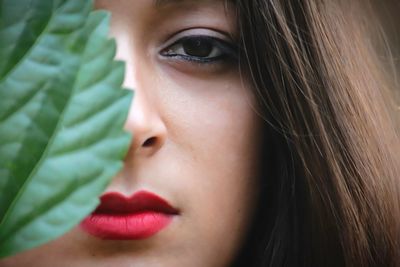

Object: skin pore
[0,1,266,266]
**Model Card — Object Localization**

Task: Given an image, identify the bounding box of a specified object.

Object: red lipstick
[80,190,179,240]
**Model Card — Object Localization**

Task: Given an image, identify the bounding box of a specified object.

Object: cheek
[186,110,262,266]
[158,75,263,265]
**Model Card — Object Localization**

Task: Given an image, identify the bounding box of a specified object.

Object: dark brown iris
[182,38,213,57]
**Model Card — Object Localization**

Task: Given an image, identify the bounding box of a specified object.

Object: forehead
[95,0,235,24]
[96,0,231,11]
[95,0,237,39]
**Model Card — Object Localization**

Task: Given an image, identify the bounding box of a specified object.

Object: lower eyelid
[159,56,233,75]
[161,54,232,68]
[161,49,224,60]
[160,49,237,66]
[157,51,239,76]
[159,54,221,68]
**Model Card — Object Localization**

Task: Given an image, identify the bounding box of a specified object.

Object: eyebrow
[154,0,186,7]
[154,0,226,8]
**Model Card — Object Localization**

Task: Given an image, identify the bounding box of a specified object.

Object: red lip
[80,190,179,240]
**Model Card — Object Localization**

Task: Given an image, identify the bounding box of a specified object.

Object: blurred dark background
[374,0,400,117]
[375,0,400,85]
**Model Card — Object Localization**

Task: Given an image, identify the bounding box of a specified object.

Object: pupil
[182,38,213,57]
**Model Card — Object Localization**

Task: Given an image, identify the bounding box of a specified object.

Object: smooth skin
[1,1,266,266]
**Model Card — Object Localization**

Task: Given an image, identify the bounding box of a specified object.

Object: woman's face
[1,1,265,266]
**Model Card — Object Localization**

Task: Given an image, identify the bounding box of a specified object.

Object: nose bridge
[115,31,139,90]
[114,29,166,156]
[126,83,155,141]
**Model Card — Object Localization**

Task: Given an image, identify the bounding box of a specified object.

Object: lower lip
[80,212,173,240]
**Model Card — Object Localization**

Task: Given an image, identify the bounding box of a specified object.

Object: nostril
[142,137,157,147]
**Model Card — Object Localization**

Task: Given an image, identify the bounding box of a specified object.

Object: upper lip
[93,190,179,215]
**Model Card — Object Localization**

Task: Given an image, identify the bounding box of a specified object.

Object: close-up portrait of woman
[1,0,400,266]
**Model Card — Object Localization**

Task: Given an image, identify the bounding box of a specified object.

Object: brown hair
[232,0,400,266]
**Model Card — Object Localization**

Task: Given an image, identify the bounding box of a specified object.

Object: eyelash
[160,35,238,65]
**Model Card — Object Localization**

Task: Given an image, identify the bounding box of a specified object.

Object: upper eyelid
[166,35,236,51]
[158,28,236,52]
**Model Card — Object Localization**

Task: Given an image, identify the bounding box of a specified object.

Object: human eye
[159,32,238,65]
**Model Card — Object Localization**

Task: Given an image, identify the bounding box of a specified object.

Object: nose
[116,34,167,159]
[124,86,167,158]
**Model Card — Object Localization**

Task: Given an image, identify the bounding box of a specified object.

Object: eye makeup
[160,34,238,64]
[158,28,239,70]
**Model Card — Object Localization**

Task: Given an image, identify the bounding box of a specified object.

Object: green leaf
[0,0,133,257]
